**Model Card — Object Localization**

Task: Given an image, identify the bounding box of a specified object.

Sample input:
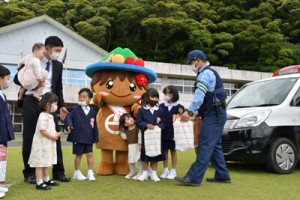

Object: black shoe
[44,180,60,186]
[24,175,36,184]
[53,175,71,182]
[174,176,200,186]
[36,183,51,190]
[206,177,231,183]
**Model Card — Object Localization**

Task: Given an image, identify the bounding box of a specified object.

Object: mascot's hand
[131,103,141,118]
[93,92,103,106]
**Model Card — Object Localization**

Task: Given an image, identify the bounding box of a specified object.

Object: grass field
[4,146,300,200]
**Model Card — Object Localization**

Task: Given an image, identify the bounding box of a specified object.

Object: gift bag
[173,117,194,152]
[0,145,7,182]
[144,126,161,157]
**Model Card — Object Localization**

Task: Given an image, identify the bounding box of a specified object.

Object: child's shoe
[36,183,51,190]
[125,172,135,179]
[151,172,161,182]
[73,171,87,181]
[0,192,5,198]
[0,187,8,193]
[137,171,148,181]
[87,171,96,181]
[160,168,169,179]
[44,180,59,186]
[166,169,177,179]
[132,172,142,180]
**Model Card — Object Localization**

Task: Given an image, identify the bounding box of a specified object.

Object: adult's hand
[60,107,68,121]
[181,111,191,122]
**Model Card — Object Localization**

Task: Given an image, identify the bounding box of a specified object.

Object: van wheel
[266,138,298,174]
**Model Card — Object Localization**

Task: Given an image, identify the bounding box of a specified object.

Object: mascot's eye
[129,83,136,92]
[106,80,114,89]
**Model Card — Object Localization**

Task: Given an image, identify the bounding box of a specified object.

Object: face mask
[163,96,171,102]
[50,52,60,60]
[148,100,158,107]
[192,64,198,73]
[1,80,10,90]
[50,104,58,113]
[78,101,87,107]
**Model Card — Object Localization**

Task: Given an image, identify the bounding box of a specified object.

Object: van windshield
[227,78,298,109]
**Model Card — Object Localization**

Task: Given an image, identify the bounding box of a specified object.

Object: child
[159,85,184,179]
[136,88,165,182]
[28,92,61,190]
[0,65,15,197]
[17,43,48,101]
[64,88,98,181]
[119,113,142,180]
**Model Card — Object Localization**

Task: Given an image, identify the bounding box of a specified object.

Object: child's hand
[146,124,154,130]
[66,126,73,133]
[138,144,142,152]
[156,117,161,124]
[52,132,61,141]
[93,139,99,144]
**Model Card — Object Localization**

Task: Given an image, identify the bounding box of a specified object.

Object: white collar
[164,101,179,107]
[144,105,159,110]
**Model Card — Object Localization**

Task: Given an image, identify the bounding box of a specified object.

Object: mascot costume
[85,47,157,175]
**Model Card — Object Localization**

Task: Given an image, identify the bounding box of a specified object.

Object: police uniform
[184,62,230,185]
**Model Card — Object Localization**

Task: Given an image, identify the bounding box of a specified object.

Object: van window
[290,87,300,106]
[227,78,297,109]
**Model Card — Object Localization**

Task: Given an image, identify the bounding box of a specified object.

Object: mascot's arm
[93,92,103,106]
[131,103,141,118]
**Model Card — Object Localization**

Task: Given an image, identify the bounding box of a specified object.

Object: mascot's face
[92,72,147,106]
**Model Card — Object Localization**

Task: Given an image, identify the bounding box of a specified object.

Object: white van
[222,65,300,174]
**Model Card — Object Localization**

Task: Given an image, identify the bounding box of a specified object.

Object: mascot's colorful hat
[85,47,157,84]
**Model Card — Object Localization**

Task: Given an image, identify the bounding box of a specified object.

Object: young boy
[0,65,15,197]
[64,88,99,181]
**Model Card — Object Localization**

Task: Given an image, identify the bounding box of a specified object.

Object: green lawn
[4,146,300,200]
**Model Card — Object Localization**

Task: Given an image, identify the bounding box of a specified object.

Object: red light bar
[273,65,300,76]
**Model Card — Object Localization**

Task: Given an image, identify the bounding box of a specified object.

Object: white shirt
[143,105,159,114]
[0,90,5,100]
[82,106,90,115]
[164,101,179,111]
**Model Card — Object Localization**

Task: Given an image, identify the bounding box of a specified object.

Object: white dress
[28,112,57,167]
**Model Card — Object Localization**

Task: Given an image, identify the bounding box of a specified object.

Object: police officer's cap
[186,50,206,64]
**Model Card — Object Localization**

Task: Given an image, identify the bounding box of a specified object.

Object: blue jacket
[64,105,98,144]
[0,94,14,142]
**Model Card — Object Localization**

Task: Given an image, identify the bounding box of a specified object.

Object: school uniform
[0,90,14,146]
[64,105,98,155]
[159,101,184,150]
[136,105,166,162]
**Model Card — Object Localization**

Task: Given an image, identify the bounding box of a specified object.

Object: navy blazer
[64,105,98,144]
[0,94,14,142]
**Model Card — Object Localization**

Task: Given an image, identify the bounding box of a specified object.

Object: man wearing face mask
[175,50,230,186]
[22,36,71,183]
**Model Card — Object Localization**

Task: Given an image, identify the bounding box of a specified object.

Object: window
[63,69,91,86]
[168,77,194,94]
[149,77,162,91]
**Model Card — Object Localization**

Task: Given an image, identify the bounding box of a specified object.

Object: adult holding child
[175,50,230,186]
[22,36,70,183]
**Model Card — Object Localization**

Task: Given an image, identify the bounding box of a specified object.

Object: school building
[0,15,272,133]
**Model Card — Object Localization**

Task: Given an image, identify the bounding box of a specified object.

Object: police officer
[175,50,230,186]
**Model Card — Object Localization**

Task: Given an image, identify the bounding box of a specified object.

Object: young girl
[159,85,184,179]
[119,113,142,180]
[28,92,61,190]
[136,88,165,182]
[17,43,48,101]
[0,65,14,197]
[64,88,98,181]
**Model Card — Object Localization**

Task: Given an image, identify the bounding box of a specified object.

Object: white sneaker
[151,173,161,182]
[137,172,148,181]
[73,171,87,181]
[0,192,5,198]
[125,173,135,179]
[160,169,169,179]
[87,172,96,181]
[132,173,142,180]
[0,187,8,193]
[166,170,177,179]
